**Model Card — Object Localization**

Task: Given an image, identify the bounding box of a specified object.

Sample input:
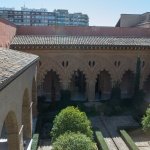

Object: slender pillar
[87,81,95,102]
[6,128,23,150]
[32,87,37,117]
[22,104,32,139]
[61,81,70,90]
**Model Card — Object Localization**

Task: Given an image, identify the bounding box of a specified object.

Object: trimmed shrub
[119,130,139,150]
[51,106,93,141]
[142,106,150,132]
[31,134,39,150]
[95,131,109,150]
[52,132,98,150]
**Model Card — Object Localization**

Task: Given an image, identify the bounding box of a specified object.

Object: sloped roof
[11,35,150,47]
[0,48,39,88]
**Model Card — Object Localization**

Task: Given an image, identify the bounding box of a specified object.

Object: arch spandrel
[117,56,136,81]
[66,56,90,82]
[37,57,65,83]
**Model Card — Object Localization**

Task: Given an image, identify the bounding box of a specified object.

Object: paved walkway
[38,140,52,150]
[90,116,118,150]
[128,128,150,150]
[90,115,139,150]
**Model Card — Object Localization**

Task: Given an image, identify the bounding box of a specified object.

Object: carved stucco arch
[37,56,64,83]
[91,55,117,84]
[117,56,136,82]
[66,56,90,83]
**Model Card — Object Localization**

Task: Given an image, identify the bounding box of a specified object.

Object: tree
[142,105,150,132]
[133,57,144,108]
[51,106,93,141]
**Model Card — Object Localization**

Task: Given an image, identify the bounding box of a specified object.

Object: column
[7,131,21,150]
[32,87,37,117]
[61,81,70,90]
[22,104,32,139]
[87,81,95,102]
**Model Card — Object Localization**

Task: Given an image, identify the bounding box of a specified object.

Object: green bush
[142,106,150,132]
[119,130,139,150]
[52,132,98,150]
[95,131,109,150]
[51,106,93,141]
[31,134,39,150]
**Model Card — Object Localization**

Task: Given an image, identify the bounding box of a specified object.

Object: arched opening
[32,77,37,117]
[95,70,111,100]
[43,70,61,101]
[0,111,20,150]
[22,89,32,140]
[70,70,86,101]
[120,70,134,98]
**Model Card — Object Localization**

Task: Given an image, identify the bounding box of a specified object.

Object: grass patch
[119,130,139,150]
[31,134,39,150]
[94,130,109,150]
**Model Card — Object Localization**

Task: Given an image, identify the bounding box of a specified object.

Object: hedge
[31,134,39,150]
[119,130,139,150]
[95,131,109,150]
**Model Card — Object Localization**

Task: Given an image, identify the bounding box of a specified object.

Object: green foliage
[52,132,98,150]
[133,57,144,108]
[31,134,39,150]
[95,131,109,150]
[119,130,139,150]
[134,57,141,97]
[142,106,150,132]
[51,106,93,141]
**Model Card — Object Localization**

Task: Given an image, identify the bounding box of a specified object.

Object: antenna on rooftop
[24,2,25,8]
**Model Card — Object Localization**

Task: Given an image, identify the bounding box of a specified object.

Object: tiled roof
[11,35,150,47]
[0,48,39,87]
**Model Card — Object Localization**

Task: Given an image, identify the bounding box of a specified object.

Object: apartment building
[0,7,89,26]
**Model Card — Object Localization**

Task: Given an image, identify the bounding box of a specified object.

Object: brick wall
[0,17,16,48]
[17,25,150,37]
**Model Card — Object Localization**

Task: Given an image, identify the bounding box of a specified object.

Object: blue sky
[1,0,150,26]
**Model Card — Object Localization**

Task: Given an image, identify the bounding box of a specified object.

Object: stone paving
[128,128,150,150]
[90,115,140,150]
[38,140,52,150]
[100,116,139,150]
[89,116,118,150]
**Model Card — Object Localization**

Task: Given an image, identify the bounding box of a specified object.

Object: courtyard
[37,114,150,150]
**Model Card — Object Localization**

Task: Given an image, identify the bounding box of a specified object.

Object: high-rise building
[0,7,89,26]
